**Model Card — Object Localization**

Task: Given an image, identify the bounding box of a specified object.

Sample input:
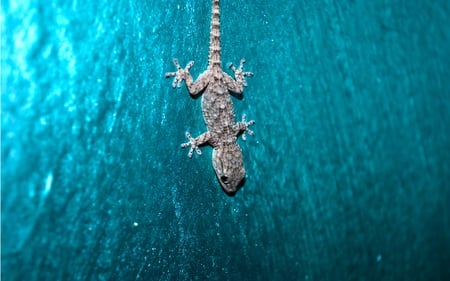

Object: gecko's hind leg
[165,59,195,88]
[229,59,253,86]
[181,131,211,158]
[224,59,253,93]
[165,59,208,95]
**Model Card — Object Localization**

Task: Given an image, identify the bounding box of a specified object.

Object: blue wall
[2,0,450,280]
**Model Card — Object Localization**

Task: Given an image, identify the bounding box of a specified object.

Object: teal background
[2,0,450,280]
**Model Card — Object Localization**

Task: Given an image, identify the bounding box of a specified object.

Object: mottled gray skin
[165,0,254,195]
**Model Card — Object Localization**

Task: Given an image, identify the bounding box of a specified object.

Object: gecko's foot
[181,131,202,158]
[165,59,194,88]
[228,59,253,87]
[240,114,255,141]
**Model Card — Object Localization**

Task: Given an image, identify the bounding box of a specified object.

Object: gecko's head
[212,143,246,196]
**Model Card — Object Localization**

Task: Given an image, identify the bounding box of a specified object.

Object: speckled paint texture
[2,0,450,280]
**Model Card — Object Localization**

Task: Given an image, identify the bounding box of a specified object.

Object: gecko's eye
[221,175,229,184]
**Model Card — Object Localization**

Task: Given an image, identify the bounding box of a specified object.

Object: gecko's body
[165,0,254,195]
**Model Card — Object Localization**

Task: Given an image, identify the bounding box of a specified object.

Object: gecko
[165,0,254,196]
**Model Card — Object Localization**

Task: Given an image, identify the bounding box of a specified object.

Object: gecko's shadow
[229,92,244,101]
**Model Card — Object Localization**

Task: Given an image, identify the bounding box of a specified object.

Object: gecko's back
[201,71,237,146]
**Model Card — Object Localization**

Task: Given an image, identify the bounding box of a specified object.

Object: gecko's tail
[208,0,221,68]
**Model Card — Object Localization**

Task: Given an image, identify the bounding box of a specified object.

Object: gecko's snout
[212,144,246,196]
[217,172,245,197]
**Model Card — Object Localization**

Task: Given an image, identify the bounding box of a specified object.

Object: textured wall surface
[2,0,450,280]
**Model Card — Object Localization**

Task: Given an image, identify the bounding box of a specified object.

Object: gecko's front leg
[181,131,211,158]
[165,59,208,96]
[234,114,255,141]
